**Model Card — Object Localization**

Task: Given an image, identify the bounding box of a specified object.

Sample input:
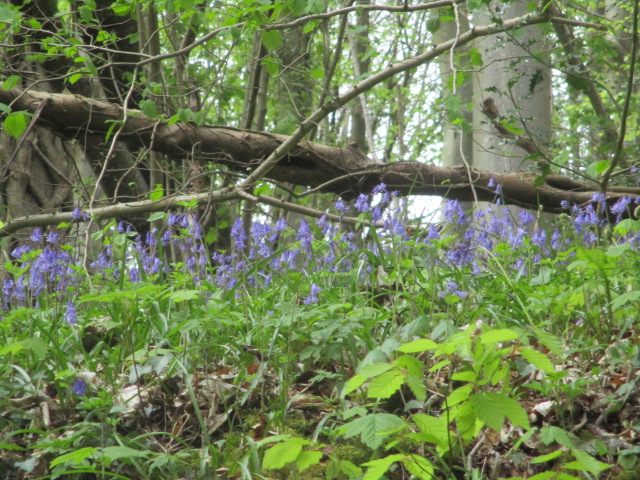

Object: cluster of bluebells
[3,190,640,315]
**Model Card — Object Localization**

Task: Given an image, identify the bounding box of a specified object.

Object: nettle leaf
[261,30,282,50]
[3,112,29,138]
[366,369,404,398]
[362,454,405,480]
[342,413,405,449]
[520,347,555,374]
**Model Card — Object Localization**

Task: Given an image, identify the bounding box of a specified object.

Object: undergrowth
[1,187,639,479]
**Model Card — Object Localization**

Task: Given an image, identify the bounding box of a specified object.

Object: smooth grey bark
[472,0,552,173]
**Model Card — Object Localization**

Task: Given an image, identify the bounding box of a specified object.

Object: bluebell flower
[443,200,468,224]
[334,199,349,213]
[611,196,632,218]
[355,194,370,213]
[372,183,387,195]
[532,228,547,248]
[231,218,247,250]
[129,268,140,284]
[31,228,44,243]
[304,283,321,305]
[488,177,496,188]
[446,280,468,300]
[631,165,638,174]
[297,219,313,252]
[447,243,473,267]
[518,210,535,226]
[65,300,78,325]
[560,200,570,210]
[591,192,606,205]
[72,378,87,396]
[46,232,60,245]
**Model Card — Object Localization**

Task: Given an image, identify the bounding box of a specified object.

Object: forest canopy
[1,0,640,239]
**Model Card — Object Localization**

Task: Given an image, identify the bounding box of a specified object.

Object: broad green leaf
[2,75,20,90]
[446,384,472,407]
[262,30,282,50]
[166,289,200,302]
[500,122,524,135]
[100,446,150,463]
[403,455,435,479]
[262,440,303,469]
[342,414,405,450]
[295,450,322,471]
[565,449,611,473]
[362,454,405,480]
[3,112,28,138]
[367,369,404,398]
[470,392,504,431]
[150,184,164,201]
[413,414,449,448]
[479,328,518,344]
[405,373,426,403]
[610,290,640,310]
[139,99,159,118]
[343,374,367,396]
[310,68,324,79]
[358,362,394,378]
[147,212,166,222]
[520,347,555,374]
[530,449,563,464]
[398,338,438,353]
[50,447,97,468]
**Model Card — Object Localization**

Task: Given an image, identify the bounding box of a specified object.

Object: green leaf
[362,454,405,480]
[530,449,563,464]
[500,122,524,135]
[262,440,303,469]
[403,455,435,479]
[398,338,438,353]
[100,446,149,464]
[310,68,324,79]
[359,362,394,378]
[471,392,529,431]
[610,290,640,310]
[295,450,322,471]
[147,211,166,222]
[565,449,611,473]
[469,48,484,66]
[520,347,555,374]
[367,369,404,398]
[446,384,472,407]
[167,289,200,302]
[3,112,28,138]
[50,447,97,468]
[480,328,518,344]
[343,374,367,396]
[342,414,405,450]
[2,75,20,90]
[150,184,164,201]
[139,99,160,118]
[262,30,282,50]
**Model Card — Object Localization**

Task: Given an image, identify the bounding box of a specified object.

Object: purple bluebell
[518,210,535,226]
[231,218,247,250]
[297,219,313,253]
[72,378,87,396]
[355,194,370,213]
[31,228,44,243]
[304,283,321,305]
[65,300,78,325]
